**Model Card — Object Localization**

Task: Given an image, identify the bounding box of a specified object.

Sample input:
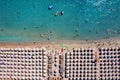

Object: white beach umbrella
[42,47,47,51]
[10,48,14,52]
[21,48,24,51]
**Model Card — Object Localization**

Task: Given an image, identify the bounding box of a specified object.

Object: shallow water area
[0,0,120,42]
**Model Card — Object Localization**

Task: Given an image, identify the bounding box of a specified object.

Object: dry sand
[0,38,120,50]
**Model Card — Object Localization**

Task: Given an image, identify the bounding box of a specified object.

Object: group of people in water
[48,3,64,16]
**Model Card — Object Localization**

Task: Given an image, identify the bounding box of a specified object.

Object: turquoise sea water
[0,0,120,42]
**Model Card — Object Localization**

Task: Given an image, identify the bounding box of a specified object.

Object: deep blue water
[0,0,120,42]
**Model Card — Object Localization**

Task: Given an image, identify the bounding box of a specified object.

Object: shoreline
[0,38,120,49]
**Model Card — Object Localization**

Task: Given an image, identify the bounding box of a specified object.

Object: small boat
[60,11,64,15]
[48,4,54,10]
[54,11,59,16]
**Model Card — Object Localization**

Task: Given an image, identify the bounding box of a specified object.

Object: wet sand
[0,38,120,49]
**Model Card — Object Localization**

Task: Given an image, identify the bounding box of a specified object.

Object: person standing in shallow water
[0,29,3,31]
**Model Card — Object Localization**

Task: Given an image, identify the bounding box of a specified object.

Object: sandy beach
[0,38,120,80]
[0,38,120,49]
